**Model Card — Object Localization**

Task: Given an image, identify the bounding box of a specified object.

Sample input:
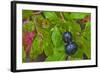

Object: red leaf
[23,31,36,56]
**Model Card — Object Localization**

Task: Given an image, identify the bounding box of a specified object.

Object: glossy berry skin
[65,42,77,56]
[63,32,72,43]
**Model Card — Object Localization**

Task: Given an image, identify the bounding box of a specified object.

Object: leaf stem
[67,56,71,60]
[60,12,66,22]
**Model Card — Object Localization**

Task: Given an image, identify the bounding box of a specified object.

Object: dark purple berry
[65,42,77,55]
[63,32,72,43]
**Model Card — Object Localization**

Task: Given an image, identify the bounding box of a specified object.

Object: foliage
[22,10,91,62]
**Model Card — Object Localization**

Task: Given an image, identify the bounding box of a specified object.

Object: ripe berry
[65,42,77,56]
[63,32,72,43]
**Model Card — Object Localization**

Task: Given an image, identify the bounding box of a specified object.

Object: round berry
[65,42,77,55]
[63,32,72,43]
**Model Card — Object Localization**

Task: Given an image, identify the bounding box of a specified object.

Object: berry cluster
[63,32,77,56]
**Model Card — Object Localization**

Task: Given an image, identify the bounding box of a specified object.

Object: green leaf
[80,37,91,58]
[63,12,89,20]
[30,35,43,60]
[51,26,63,47]
[46,51,66,61]
[86,21,91,29]
[45,42,66,61]
[63,21,81,37]
[53,43,65,52]
[23,21,35,32]
[22,46,26,62]
[43,12,58,21]
[82,31,91,41]
[85,22,91,34]
[73,34,91,59]
[70,12,88,19]
[22,10,33,19]
[37,28,54,57]
[43,40,53,56]
[45,55,59,61]
[68,21,81,32]
[45,44,66,61]
[71,48,83,60]
[82,22,91,42]
[63,12,71,20]
[54,49,66,60]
